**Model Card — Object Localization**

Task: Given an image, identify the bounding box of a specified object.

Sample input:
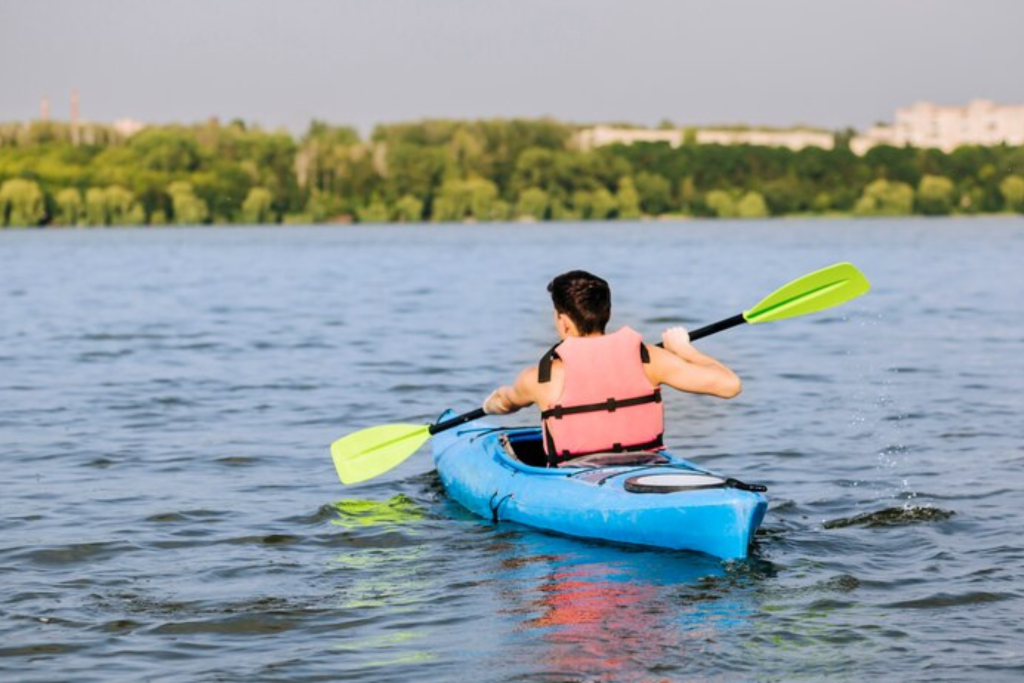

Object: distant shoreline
[2,118,1023,228]
[4,213,1022,234]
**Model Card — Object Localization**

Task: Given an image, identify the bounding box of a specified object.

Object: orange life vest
[539,326,664,466]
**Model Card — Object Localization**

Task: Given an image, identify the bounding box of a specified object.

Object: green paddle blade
[330,423,431,484]
[743,262,870,324]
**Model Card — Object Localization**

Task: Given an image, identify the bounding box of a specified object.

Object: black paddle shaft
[429,407,487,435]
[655,313,747,347]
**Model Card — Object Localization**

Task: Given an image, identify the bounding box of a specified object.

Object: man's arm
[647,327,742,398]
[483,366,539,414]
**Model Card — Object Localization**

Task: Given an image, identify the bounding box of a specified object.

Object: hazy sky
[3,0,1023,134]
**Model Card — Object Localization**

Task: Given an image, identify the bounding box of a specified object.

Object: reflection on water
[523,562,715,681]
[529,570,667,680]
[330,495,425,529]
[482,533,765,682]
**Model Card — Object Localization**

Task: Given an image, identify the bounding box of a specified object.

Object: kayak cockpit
[500,429,548,467]
[500,429,671,469]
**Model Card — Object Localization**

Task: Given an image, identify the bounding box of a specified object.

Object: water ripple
[2,220,1023,682]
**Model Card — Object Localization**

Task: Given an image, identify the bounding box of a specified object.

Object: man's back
[482,270,741,466]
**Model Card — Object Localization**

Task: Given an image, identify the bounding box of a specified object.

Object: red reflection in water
[522,565,720,682]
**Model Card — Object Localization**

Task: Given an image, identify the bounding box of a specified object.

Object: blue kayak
[431,410,768,560]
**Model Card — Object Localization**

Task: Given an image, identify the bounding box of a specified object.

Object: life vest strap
[537,343,562,384]
[540,389,662,420]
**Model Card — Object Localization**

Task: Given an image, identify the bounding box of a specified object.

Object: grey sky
[2,0,1023,134]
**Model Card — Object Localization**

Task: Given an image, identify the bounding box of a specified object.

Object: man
[483,270,741,467]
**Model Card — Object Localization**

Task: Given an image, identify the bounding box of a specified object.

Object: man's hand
[484,387,521,415]
[661,326,692,356]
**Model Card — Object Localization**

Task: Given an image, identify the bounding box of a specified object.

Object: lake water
[1,218,1023,682]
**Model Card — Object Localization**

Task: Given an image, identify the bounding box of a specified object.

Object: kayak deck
[432,413,768,560]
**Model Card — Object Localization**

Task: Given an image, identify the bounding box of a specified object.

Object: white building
[113,118,146,137]
[575,124,832,152]
[851,100,1024,154]
[695,129,834,151]
[576,125,683,151]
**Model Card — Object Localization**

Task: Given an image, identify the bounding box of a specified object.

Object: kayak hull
[431,412,768,560]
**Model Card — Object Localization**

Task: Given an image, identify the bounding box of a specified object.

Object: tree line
[1,117,1023,227]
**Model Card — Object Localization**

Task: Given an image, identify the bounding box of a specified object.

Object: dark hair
[547,270,611,335]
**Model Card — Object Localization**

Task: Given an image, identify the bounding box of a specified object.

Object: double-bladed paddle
[331,261,870,484]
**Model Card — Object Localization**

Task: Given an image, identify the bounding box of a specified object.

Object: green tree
[393,194,424,222]
[957,184,985,214]
[572,188,616,220]
[512,148,558,193]
[448,128,486,178]
[489,199,511,221]
[812,192,833,212]
[432,181,468,222]
[282,212,314,225]
[130,127,201,173]
[357,198,391,223]
[863,146,920,186]
[515,187,549,220]
[761,175,805,216]
[105,186,144,225]
[549,198,581,221]
[384,144,448,203]
[168,181,210,225]
[616,177,641,219]
[736,191,769,218]
[82,186,144,226]
[431,196,459,222]
[0,179,45,227]
[191,164,253,222]
[678,176,697,214]
[705,190,736,218]
[298,121,361,197]
[634,171,672,215]
[241,187,274,223]
[305,190,347,223]
[833,127,857,150]
[999,175,1024,212]
[431,178,500,221]
[85,188,110,226]
[917,175,955,215]
[468,178,500,220]
[55,188,83,226]
[591,188,617,219]
[853,179,915,216]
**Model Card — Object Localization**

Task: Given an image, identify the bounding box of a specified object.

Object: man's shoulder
[642,342,673,386]
[515,364,541,387]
